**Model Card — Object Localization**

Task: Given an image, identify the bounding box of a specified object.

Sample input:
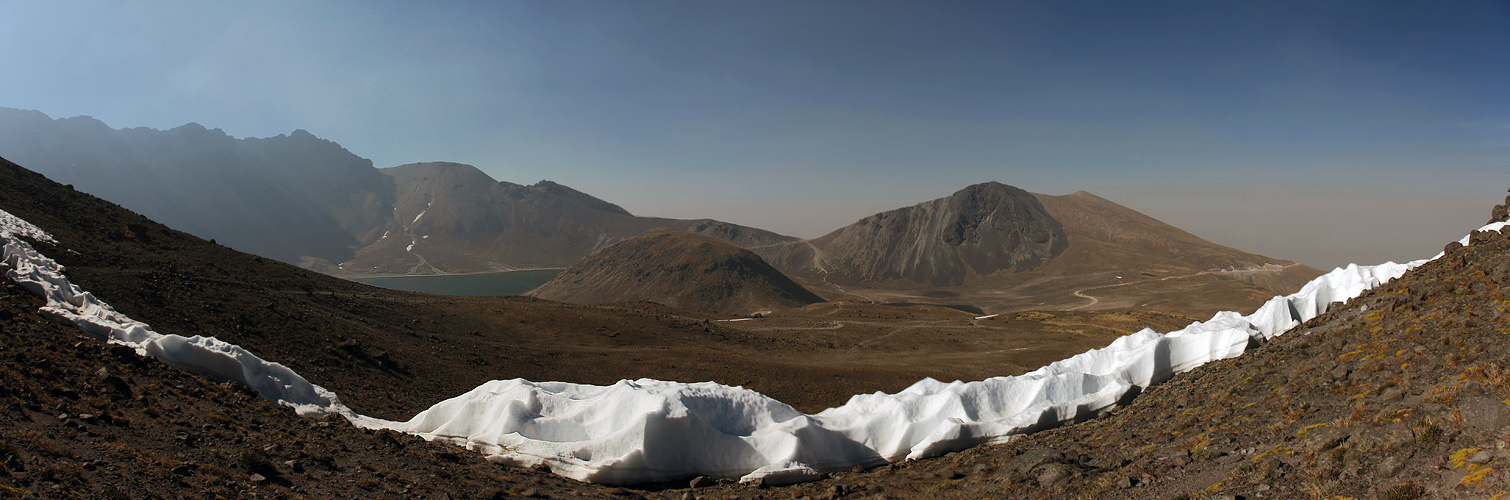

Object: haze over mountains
[0,107,1321,316]
[0,107,393,266]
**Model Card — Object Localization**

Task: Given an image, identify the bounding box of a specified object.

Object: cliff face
[528,228,822,315]
[762,182,1068,286]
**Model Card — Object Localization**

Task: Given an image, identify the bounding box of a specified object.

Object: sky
[1,1,1507,269]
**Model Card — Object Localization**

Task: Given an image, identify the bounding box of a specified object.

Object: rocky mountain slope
[0,107,394,267]
[760,182,1068,287]
[529,228,823,315]
[684,189,1510,499]
[335,162,798,276]
[757,183,1323,317]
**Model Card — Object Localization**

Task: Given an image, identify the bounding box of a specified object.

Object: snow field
[3,207,1505,485]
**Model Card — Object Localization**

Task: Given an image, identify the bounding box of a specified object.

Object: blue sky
[2,1,1507,269]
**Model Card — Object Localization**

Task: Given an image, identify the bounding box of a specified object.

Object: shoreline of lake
[351,269,563,296]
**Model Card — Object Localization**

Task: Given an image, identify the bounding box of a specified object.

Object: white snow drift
[2,206,1504,485]
[0,210,365,422]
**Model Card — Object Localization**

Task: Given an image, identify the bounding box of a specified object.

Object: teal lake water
[353,269,562,296]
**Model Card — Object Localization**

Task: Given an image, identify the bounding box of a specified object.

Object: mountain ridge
[332,161,800,275]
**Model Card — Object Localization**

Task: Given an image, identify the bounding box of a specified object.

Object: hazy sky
[2,1,1507,269]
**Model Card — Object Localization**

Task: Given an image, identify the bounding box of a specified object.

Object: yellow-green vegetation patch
[1463,466,1494,486]
[0,485,31,495]
[1450,448,1483,470]
[1297,422,1331,437]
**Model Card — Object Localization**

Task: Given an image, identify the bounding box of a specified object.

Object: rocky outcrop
[528,228,822,315]
[1490,188,1509,224]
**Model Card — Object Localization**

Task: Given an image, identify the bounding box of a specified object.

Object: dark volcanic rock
[529,228,823,315]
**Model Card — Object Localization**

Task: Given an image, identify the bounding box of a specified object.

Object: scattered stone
[688,476,713,489]
[1003,448,1064,474]
[1458,397,1510,429]
[1036,463,1072,487]
[1375,455,1405,477]
[1469,450,1494,465]
[249,473,266,483]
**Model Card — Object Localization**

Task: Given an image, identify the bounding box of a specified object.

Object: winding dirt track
[1065,262,1307,311]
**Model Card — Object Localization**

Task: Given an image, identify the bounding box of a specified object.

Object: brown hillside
[756,185,1324,318]
[529,228,823,315]
[1024,191,1326,313]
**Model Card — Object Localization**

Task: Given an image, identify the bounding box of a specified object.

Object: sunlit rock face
[799,181,1067,286]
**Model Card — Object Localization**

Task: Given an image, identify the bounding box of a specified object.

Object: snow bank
[0,210,364,421]
[3,205,1504,485]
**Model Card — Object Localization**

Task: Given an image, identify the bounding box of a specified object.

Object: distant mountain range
[0,108,795,276]
[0,107,392,266]
[332,161,797,276]
[0,107,1321,315]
